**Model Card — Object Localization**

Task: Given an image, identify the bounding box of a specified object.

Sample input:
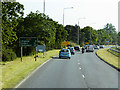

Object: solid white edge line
[14,56,55,88]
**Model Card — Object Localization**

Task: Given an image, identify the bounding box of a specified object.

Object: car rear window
[75,47,79,49]
[61,50,69,52]
[70,48,74,50]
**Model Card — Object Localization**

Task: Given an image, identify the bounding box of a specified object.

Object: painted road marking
[82,74,85,78]
[79,67,82,70]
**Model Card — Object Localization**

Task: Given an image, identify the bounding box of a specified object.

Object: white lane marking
[78,63,80,65]
[82,74,85,78]
[79,67,81,70]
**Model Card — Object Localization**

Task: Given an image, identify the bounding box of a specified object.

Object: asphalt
[16,49,119,89]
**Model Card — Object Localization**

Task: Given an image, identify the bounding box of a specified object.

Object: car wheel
[69,57,71,59]
[59,56,61,58]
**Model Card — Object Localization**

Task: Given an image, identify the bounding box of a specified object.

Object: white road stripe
[82,74,85,78]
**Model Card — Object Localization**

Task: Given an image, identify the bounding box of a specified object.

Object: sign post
[19,37,38,61]
[35,47,37,61]
[21,47,22,62]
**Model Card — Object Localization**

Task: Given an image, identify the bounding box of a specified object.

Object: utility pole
[77,17,86,45]
[90,29,91,45]
[43,0,45,14]
[89,22,96,45]
[63,7,73,26]
[78,21,80,45]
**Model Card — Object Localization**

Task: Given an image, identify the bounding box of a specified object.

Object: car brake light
[73,50,75,51]
[68,52,70,54]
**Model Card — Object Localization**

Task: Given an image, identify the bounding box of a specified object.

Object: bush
[2,46,17,61]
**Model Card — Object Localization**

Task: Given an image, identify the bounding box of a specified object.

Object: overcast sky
[17,0,119,31]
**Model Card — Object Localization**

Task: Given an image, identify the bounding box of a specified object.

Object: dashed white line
[79,67,82,70]
[78,63,80,65]
[82,74,85,78]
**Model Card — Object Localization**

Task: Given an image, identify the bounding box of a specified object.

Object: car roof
[61,49,69,50]
[74,46,80,47]
[68,47,74,48]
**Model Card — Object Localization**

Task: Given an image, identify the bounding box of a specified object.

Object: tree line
[65,23,118,46]
[2,2,119,61]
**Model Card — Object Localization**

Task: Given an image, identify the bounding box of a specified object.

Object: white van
[86,45,94,52]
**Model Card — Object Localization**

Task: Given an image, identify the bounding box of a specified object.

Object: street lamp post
[63,7,73,26]
[78,17,86,45]
[89,22,96,45]
[43,0,45,13]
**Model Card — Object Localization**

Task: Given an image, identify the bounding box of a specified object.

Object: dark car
[74,46,80,51]
[100,45,104,48]
[94,45,99,49]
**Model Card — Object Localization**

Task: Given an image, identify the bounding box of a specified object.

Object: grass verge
[111,47,120,52]
[108,49,120,57]
[96,48,120,70]
[1,49,60,88]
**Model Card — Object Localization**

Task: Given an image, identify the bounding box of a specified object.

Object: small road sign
[61,41,70,46]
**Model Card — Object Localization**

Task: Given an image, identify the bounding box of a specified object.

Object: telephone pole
[43,0,45,13]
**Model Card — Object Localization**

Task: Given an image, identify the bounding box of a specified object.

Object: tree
[97,29,106,45]
[55,23,68,48]
[2,2,24,61]
[65,25,78,44]
[2,2,24,47]
[104,23,117,44]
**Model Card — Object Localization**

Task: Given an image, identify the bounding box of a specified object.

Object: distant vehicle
[82,45,86,49]
[94,45,99,49]
[59,49,71,59]
[74,46,80,51]
[68,47,75,55]
[100,45,104,48]
[86,45,94,52]
[82,47,85,53]
[84,44,89,49]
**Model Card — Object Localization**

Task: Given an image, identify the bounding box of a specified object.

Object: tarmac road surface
[16,50,119,89]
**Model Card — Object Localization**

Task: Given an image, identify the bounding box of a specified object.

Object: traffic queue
[59,44,103,59]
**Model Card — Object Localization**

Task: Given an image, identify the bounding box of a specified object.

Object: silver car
[86,45,94,52]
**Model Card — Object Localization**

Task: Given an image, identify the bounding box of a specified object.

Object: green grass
[96,48,120,70]
[111,47,120,52]
[1,49,60,89]
[108,49,120,57]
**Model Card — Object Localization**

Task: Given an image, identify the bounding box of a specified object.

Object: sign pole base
[21,47,22,62]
